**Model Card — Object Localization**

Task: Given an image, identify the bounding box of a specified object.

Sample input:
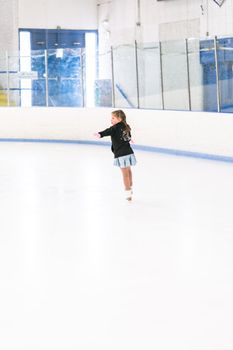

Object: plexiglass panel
[29,50,46,106]
[217,36,233,113]
[161,40,190,110]
[187,38,204,111]
[199,38,217,112]
[95,50,112,107]
[0,52,8,106]
[8,52,20,106]
[112,45,138,108]
[137,43,162,109]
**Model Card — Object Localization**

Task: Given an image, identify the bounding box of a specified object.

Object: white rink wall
[0,107,232,159]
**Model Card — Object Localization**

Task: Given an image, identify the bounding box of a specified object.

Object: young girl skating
[94,109,136,201]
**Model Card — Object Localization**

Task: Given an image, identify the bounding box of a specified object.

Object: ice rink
[0,141,233,350]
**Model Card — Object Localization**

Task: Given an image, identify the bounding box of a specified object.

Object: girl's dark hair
[112,109,131,132]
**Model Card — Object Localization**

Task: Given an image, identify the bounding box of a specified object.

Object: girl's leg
[128,167,133,188]
[120,167,131,190]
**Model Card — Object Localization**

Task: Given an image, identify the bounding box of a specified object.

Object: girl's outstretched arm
[97,126,114,138]
[93,132,101,138]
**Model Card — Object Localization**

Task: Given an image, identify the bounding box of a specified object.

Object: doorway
[19,28,98,107]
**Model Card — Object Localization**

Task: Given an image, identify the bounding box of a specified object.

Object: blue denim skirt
[113,154,137,168]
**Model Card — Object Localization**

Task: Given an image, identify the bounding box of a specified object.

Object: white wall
[0,107,232,159]
[201,0,233,37]
[98,0,233,48]
[18,0,97,29]
[0,0,232,53]
[0,0,18,52]
[0,0,98,53]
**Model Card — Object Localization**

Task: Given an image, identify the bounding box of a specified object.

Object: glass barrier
[8,52,20,106]
[186,38,204,111]
[112,44,138,108]
[137,42,162,109]
[95,50,113,107]
[30,50,46,106]
[161,40,190,110]
[1,34,233,112]
[217,36,233,113]
[199,37,217,112]
[0,52,8,106]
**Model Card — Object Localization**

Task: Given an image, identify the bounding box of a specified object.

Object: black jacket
[99,122,134,158]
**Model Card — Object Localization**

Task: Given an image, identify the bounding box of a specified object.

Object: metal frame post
[159,42,165,110]
[110,46,116,108]
[80,48,85,107]
[135,40,140,108]
[185,39,192,111]
[214,36,221,112]
[44,49,49,107]
[5,51,10,106]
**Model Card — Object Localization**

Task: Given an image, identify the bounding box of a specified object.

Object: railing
[1,35,233,112]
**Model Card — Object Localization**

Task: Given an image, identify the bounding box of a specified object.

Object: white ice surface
[0,142,233,350]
